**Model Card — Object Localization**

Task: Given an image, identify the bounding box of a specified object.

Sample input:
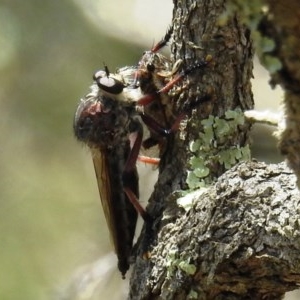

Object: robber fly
[74,27,212,278]
[74,68,145,278]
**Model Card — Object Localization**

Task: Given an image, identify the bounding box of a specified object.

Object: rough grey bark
[129,0,300,299]
[259,0,300,186]
[132,161,300,299]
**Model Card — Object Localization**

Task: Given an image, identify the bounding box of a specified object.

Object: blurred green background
[0,1,145,299]
[0,0,296,299]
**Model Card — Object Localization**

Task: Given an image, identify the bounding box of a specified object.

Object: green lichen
[187,290,198,299]
[186,171,206,190]
[219,0,263,30]
[178,260,197,275]
[220,1,283,74]
[261,54,282,74]
[177,189,209,212]
[218,145,251,170]
[225,109,245,125]
[187,109,250,189]
[166,248,197,278]
[254,32,283,74]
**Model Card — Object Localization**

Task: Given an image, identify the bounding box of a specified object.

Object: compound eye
[93,72,124,94]
[93,70,106,81]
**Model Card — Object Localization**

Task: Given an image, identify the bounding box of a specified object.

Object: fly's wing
[91,148,117,251]
[90,147,138,277]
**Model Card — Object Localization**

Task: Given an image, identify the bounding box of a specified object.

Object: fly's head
[93,68,125,96]
[74,70,137,149]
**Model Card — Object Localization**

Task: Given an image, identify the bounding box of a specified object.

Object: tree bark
[259,0,300,186]
[131,161,300,300]
[129,0,300,299]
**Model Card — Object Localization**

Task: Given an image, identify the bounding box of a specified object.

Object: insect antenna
[103,63,110,77]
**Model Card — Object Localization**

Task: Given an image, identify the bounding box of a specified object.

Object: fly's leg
[124,122,143,173]
[158,57,212,93]
[122,120,153,222]
[151,25,173,52]
[137,56,212,107]
[137,56,213,148]
[138,155,160,165]
[140,93,212,139]
[123,187,152,222]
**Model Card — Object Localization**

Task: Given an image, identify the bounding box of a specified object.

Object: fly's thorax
[74,84,139,149]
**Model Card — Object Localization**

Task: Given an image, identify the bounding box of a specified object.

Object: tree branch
[129,0,300,299]
[258,0,300,186]
[136,161,300,299]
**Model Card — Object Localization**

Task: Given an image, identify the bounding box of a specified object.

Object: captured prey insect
[129,26,212,150]
[73,27,212,278]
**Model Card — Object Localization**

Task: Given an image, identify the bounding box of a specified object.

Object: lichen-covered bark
[129,0,256,299]
[130,160,300,299]
[128,0,300,299]
[147,161,300,299]
[258,0,300,185]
